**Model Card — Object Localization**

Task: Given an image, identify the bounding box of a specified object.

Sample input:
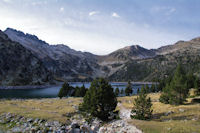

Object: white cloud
[151,6,176,16]
[112,12,120,18]
[0,2,192,55]
[2,0,12,3]
[89,11,99,16]
[59,7,64,12]
[166,8,176,15]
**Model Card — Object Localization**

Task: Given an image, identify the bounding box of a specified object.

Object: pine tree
[120,89,124,95]
[125,81,133,96]
[160,64,189,105]
[79,78,118,121]
[58,82,71,99]
[194,77,200,90]
[186,73,195,89]
[79,84,87,97]
[151,84,156,93]
[131,86,153,120]
[137,88,140,94]
[115,87,120,96]
[145,85,150,93]
[168,64,188,105]
[159,83,170,104]
[74,86,81,97]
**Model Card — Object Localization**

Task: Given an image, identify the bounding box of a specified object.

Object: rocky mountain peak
[191,37,200,43]
[0,30,9,41]
[110,45,155,60]
[124,45,140,50]
[5,28,48,46]
[5,28,24,36]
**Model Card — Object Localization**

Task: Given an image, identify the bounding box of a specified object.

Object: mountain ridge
[0,30,53,86]
[2,27,200,85]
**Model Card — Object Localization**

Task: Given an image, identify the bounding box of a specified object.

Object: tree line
[159,64,200,105]
[58,83,87,98]
[57,64,199,122]
[58,78,153,121]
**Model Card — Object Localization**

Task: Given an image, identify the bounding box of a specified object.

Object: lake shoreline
[0,85,59,90]
[0,82,158,90]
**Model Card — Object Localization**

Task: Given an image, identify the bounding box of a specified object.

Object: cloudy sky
[0,0,200,55]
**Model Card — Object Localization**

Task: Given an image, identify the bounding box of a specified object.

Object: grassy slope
[0,98,82,123]
[118,93,200,133]
[0,93,200,132]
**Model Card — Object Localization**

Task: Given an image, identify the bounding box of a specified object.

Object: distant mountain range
[1,28,200,85]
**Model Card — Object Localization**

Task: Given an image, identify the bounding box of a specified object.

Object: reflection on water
[0,82,153,99]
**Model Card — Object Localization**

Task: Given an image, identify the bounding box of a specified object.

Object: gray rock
[27,118,33,123]
[165,111,174,116]
[34,118,39,124]
[70,123,80,129]
[38,119,45,124]
[37,130,42,133]
[179,108,185,112]
[80,125,92,133]
[74,128,81,133]
[45,122,49,127]
[53,121,61,127]
[12,127,22,133]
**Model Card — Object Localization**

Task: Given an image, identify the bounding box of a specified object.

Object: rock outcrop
[0,30,52,86]
[5,28,103,81]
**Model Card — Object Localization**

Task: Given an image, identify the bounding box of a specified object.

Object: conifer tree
[195,77,200,90]
[125,81,133,96]
[186,73,195,89]
[168,64,188,105]
[79,78,118,121]
[151,84,156,93]
[115,87,120,96]
[137,88,140,94]
[145,85,150,93]
[160,64,189,105]
[120,89,124,95]
[79,84,87,97]
[58,82,71,99]
[131,86,153,120]
[74,86,81,97]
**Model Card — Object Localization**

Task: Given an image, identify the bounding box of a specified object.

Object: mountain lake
[0,82,156,99]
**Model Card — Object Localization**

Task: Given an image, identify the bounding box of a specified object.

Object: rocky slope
[0,30,52,86]
[5,28,103,81]
[109,38,200,81]
[3,27,200,83]
[102,45,156,61]
[97,45,156,77]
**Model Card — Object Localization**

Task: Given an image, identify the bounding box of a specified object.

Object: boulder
[179,108,185,112]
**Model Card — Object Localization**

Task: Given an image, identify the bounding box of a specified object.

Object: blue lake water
[0,82,153,99]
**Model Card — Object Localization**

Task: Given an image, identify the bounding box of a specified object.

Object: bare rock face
[5,28,102,81]
[108,45,156,61]
[0,30,52,86]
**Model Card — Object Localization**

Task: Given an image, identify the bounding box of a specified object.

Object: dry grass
[119,93,200,133]
[0,93,200,132]
[0,97,82,123]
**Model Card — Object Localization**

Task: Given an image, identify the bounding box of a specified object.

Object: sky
[0,0,200,55]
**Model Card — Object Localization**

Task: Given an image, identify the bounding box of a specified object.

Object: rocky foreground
[0,110,142,133]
